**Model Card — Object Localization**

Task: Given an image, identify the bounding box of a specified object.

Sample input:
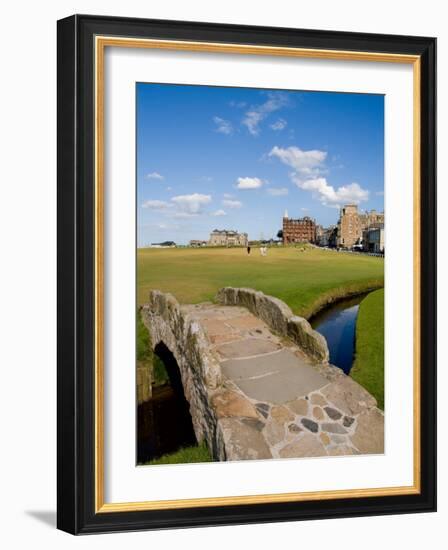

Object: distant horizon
[138,205,385,247]
[137,84,384,246]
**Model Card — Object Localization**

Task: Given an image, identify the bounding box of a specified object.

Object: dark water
[137,343,197,464]
[310,293,368,374]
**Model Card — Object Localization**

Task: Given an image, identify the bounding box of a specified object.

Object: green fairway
[351,288,385,410]
[137,246,384,319]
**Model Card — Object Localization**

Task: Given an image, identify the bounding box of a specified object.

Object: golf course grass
[137,246,384,319]
[351,288,385,410]
[138,246,384,463]
[143,441,212,466]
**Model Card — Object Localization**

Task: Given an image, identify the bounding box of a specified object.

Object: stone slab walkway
[222,349,328,404]
[183,302,384,461]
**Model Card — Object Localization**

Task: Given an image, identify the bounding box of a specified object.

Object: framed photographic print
[57,14,436,534]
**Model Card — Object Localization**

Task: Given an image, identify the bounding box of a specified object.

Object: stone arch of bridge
[153,341,187,400]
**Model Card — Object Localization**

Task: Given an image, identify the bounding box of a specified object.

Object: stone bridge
[140,287,384,461]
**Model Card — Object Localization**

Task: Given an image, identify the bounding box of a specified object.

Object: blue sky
[137,83,384,246]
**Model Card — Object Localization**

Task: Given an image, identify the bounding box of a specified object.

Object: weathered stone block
[216,286,238,306]
[324,406,343,420]
[321,422,347,434]
[264,420,286,446]
[343,416,355,427]
[288,423,303,434]
[211,390,258,419]
[256,293,292,334]
[310,393,328,406]
[287,316,329,363]
[270,405,294,424]
[219,417,272,460]
[236,288,260,312]
[350,408,384,454]
[301,418,319,433]
[287,398,309,416]
[321,377,377,415]
[279,433,327,458]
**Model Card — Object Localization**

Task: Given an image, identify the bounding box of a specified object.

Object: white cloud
[267,187,289,196]
[296,178,369,207]
[242,92,289,136]
[142,193,214,218]
[269,145,327,179]
[213,116,233,135]
[376,190,384,196]
[171,193,212,215]
[270,118,287,131]
[236,177,263,190]
[222,199,242,209]
[212,209,227,217]
[223,193,234,199]
[146,172,164,180]
[269,145,369,208]
[141,199,172,211]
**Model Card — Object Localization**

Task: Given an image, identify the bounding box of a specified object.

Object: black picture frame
[57,14,436,534]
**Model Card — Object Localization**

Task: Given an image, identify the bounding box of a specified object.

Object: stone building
[209,229,248,247]
[282,210,316,244]
[362,226,385,253]
[316,225,337,247]
[337,204,363,248]
[189,239,207,247]
[337,205,385,249]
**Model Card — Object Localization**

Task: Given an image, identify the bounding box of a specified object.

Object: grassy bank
[137,311,169,387]
[143,441,212,466]
[351,288,385,409]
[137,247,384,319]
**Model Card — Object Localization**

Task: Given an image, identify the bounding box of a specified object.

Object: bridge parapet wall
[216,287,329,363]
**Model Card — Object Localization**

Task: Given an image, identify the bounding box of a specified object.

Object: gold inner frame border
[94,36,421,513]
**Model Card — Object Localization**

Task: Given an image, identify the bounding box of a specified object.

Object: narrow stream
[310,293,369,374]
[137,343,197,464]
[137,384,197,464]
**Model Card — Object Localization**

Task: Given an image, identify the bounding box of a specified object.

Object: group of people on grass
[246,245,268,256]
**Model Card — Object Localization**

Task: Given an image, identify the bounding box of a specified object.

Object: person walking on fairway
[247,245,251,255]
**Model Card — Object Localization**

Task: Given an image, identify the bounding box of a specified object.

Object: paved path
[183,303,384,460]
